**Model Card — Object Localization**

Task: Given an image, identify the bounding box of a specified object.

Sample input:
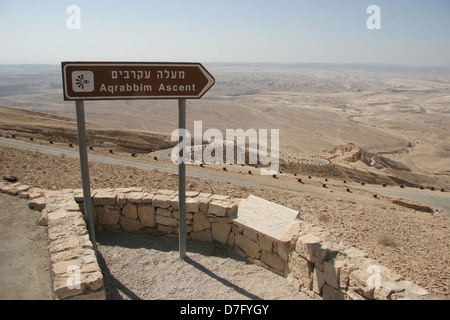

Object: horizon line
[1,61,450,69]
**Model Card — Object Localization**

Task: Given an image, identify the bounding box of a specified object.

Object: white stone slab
[234,195,299,241]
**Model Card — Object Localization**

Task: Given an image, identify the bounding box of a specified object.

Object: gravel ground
[96,232,314,300]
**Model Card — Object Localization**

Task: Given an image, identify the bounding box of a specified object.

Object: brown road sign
[62,62,215,101]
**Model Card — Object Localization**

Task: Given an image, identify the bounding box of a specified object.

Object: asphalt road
[0,137,301,195]
[358,185,450,217]
[2,137,449,216]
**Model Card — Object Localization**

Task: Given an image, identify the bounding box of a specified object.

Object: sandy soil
[1,145,449,300]
[0,192,54,299]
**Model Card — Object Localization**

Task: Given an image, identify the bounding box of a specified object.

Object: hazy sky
[0,0,449,66]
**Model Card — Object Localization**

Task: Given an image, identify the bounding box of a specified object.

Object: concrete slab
[234,195,300,241]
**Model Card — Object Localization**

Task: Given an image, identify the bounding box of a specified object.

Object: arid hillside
[0,106,175,154]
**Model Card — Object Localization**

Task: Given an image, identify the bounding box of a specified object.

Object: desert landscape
[0,63,449,299]
[1,63,449,188]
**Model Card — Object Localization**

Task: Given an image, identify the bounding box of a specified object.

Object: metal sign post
[178,99,187,258]
[62,61,214,259]
[75,100,97,252]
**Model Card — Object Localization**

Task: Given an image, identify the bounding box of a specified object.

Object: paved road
[358,185,450,217]
[0,137,301,195]
[157,146,330,165]
[2,137,449,216]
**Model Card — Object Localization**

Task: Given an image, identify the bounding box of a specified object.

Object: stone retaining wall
[0,181,434,300]
[0,181,105,300]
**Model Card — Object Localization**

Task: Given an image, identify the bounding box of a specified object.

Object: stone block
[138,205,156,227]
[157,189,177,197]
[402,281,431,298]
[155,215,178,227]
[362,259,403,282]
[234,195,299,241]
[186,191,200,197]
[19,191,30,199]
[324,260,338,289]
[313,268,325,295]
[259,235,273,252]
[116,187,138,193]
[234,233,260,259]
[97,206,121,225]
[198,197,212,212]
[288,252,313,290]
[63,200,80,212]
[280,220,302,244]
[152,194,172,209]
[243,227,258,242]
[277,243,291,262]
[211,222,232,244]
[157,225,173,234]
[39,208,49,226]
[52,259,84,276]
[348,269,375,300]
[173,211,193,220]
[373,280,406,300]
[185,197,199,213]
[83,271,104,292]
[92,190,116,206]
[345,289,366,300]
[122,203,138,219]
[260,250,285,276]
[125,192,145,204]
[193,211,211,232]
[171,196,179,210]
[3,185,19,196]
[227,231,235,246]
[190,230,213,242]
[66,289,106,300]
[232,223,244,234]
[156,207,173,217]
[121,216,143,233]
[210,194,230,200]
[28,196,46,211]
[141,193,154,204]
[344,247,368,260]
[53,275,84,300]
[322,284,345,300]
[198,192,212,198]
[226,202,238,217]
[208,200,228,217]
[295,233,322,262]
[116,193,127,208]
[16,184,31,193]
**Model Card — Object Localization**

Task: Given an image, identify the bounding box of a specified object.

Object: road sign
[62,62,215,101]
[61,61,215,259]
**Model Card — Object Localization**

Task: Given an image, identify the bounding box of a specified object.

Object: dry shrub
[317,211,331,223]
[376,233,398,247]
